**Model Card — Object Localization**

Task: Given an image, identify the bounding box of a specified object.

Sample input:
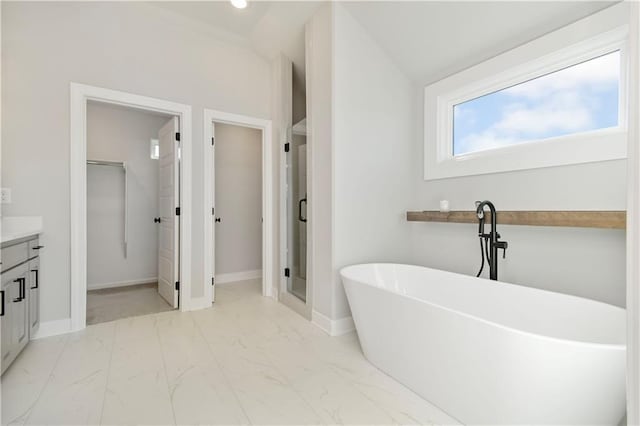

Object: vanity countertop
[1,216,43,244]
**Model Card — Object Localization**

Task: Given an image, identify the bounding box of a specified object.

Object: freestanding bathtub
[341,263,626,425]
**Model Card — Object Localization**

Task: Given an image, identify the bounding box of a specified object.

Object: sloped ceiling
[150,1,321,88]
[342,1,618,85]
[149,1,618,89]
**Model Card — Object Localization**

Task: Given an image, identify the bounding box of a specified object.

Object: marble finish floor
[1,279,459,425]
[86,282,174,325]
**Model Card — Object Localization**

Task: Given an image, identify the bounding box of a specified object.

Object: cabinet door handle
[13,278,24,302]
[0,290,5,316]
[31,269,39,289]
[33,246,44,250]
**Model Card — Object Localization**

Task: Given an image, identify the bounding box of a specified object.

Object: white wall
[1,2,271,322]
[308,2,627,328]
[214,123,262,276]
[86,102,168,290]
[332,3,415,319]
[307,3,416,321]
[409,4,628,307]
[307,4,335,319]
[292,73,307,125]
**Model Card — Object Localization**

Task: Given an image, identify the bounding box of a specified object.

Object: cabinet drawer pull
[31,269,39,289]
[0,290,5,316]
[32,246,44,250]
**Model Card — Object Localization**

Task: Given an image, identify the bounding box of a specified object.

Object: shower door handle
[298,198,307,223]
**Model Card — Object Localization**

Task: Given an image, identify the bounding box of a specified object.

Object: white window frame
[424,23,629,181]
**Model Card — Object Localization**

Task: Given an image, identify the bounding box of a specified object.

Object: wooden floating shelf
[406,210,626,230]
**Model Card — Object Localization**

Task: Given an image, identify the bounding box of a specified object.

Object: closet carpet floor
[86,282,174,325]
[2,279,459,425]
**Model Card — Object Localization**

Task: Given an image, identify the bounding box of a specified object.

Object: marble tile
[24,322,115,426]
[100,315,175,426]
[100,369,175,426]
[156,312,249,425]
[1,334,68,425]
[221,369,322,425]
[167,362,250,425]
[2,279,457,426]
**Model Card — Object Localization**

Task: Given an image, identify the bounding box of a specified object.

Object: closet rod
[87,160,125,168]
[87,159,128,258]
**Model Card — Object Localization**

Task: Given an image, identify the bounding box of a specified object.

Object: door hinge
[211,137,215,146]
[176,132,181,142]
[175,281,180,290]
[176,207,181,216]
[211,277,215,286]
[284,268,290,278]
[284,143,290,153]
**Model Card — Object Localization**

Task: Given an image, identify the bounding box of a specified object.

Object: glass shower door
[285,131,307,302]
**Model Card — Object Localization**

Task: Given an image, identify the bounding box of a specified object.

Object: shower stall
[285,118,308,304]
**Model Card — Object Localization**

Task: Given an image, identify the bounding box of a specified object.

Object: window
[423,17,628,180]
[452,51,621,157]
[150,139,159,160]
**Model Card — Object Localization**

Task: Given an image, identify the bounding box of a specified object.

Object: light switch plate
[1,188,12,204]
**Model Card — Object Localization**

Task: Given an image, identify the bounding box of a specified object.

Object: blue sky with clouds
[453,50,620,156]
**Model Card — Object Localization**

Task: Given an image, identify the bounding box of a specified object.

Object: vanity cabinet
[1,235,41,374]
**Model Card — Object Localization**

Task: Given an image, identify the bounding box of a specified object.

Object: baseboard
[216,269,262,284]
[88,277,157,291]
[311,310,355,336]
[31,318,72,340]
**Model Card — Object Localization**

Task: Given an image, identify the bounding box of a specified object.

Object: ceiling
[149,1,617,89]
[342,1,618,85]
[150,1,321,89]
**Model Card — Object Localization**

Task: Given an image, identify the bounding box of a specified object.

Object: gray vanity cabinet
[1,263,29,374]
[1,235,41,374]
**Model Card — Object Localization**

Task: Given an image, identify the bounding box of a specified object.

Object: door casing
[203,109,274,305]
[70,82,193,332]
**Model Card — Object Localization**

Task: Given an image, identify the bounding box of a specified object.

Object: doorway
[203,109,274,305]
[70,83,193,332]
[277,55,312,319]
[85,102,179,325]
[212,122,263,300]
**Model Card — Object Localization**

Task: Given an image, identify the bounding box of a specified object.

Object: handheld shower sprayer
[475,201,485,236]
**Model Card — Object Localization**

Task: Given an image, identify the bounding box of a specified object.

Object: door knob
[215,218,221,223]
[154,217,161,223]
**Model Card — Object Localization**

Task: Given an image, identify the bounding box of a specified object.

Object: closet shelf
[406,210,626,229]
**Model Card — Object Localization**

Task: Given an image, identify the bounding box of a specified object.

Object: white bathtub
[341,263,626,425]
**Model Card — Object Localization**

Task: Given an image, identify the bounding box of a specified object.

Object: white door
[158,117,179,308]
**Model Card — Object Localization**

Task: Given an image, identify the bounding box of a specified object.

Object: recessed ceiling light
[230,0,247,9]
